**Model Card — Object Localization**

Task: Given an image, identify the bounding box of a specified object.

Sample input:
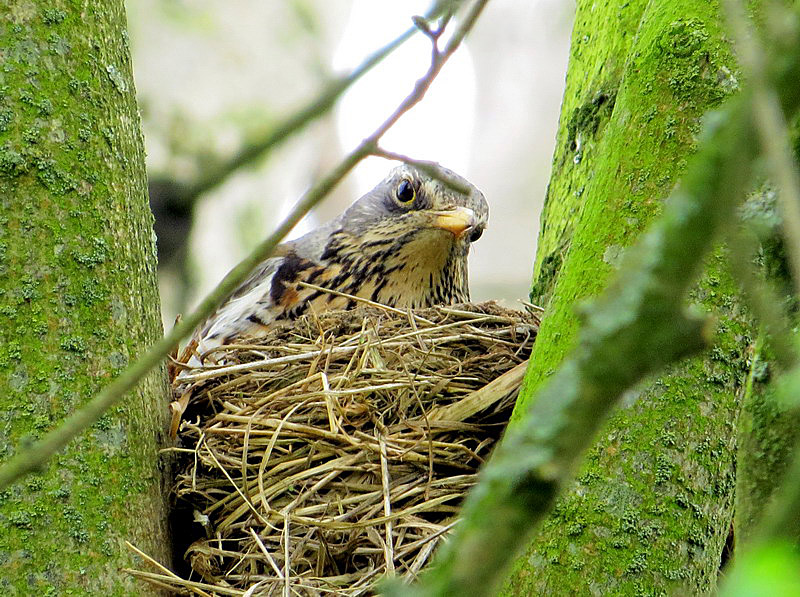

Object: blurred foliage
[722,541,800,597]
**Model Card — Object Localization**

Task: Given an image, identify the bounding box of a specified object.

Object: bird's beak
[431,206,477,238]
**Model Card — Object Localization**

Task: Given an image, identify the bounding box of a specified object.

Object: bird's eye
[469,227,484,243]
[396,180,415,204]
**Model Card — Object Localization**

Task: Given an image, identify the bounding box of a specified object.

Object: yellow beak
[431,206,477,238]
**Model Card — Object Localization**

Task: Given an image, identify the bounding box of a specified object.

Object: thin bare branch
[174,6,435,206]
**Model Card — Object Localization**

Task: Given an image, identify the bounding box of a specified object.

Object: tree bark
[503,0,747,593]
[0,2,171,595]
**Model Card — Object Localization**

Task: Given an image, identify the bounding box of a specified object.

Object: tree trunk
[502,0,748,593]
[0,2,171,594]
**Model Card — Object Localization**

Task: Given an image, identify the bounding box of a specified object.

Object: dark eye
[469,227,484,243]
[396,180,415,204]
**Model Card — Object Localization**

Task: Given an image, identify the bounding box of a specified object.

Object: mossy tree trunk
[502,0,751,593]
[0,2,171,595]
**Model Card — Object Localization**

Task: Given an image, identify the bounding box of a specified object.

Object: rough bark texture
[502,0,749,593]
[0,2,171,595]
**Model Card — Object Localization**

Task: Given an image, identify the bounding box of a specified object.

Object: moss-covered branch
[384,5,800,596]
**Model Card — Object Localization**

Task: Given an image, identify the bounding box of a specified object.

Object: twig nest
[134,301,539,596]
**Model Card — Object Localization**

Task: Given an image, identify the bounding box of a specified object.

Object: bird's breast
[305,228,470,310]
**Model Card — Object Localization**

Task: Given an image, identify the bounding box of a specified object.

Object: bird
[183,162,488,365]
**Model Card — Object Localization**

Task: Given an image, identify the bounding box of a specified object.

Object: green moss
[735,340,800,545]
[505,0,743,593]
[0,2,170,594]
[519,0,736,409]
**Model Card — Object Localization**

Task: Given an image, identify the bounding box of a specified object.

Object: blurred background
[126,0,575,326]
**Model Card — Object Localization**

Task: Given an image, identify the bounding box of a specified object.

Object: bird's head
[316,162,488,307]
[339,162,488,250]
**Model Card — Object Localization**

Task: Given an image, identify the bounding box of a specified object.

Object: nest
[130,301,539,596]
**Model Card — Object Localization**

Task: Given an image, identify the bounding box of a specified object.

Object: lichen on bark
[0,2,170,595]
[505,0,749,593]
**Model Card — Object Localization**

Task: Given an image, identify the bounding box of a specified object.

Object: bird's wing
[227,243,292,301]
[187,246,292,364]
